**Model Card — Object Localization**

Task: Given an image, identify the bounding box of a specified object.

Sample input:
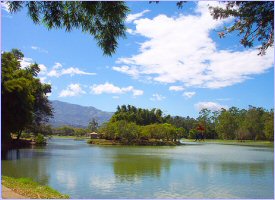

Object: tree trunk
[17,130,22,140]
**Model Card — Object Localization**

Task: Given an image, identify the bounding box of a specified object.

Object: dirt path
[2,185,26,199]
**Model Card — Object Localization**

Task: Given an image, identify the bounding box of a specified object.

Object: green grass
[51,135,89,139]
[2,176,69,199]
[182,139,274,147]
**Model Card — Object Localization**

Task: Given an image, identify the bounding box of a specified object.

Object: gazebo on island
[88,132,100,139]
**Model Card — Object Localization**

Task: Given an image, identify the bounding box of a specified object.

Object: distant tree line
[98,105,274,142]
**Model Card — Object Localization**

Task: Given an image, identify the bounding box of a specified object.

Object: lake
[2,138,274,199]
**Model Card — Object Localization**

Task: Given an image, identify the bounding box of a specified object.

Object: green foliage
[188,129,197,139]
[99,120,182,143]
[34,133,47,145]
[7,1,129,56]
[263,109,274,141]
[20,132,32,139]
[197,108,217,139]
[104,104,273,142]
[1,49,52,144]
[52,126,88,137]
[88,118,99,132]
[111,105,167,125]
[215,108,239,140]
[209,1,274,55]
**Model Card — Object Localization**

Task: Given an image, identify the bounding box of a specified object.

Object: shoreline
[1,176,69,199]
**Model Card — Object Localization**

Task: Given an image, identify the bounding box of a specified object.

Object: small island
[87,105,185,146]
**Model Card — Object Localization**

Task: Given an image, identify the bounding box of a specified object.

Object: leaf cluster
[8,1,129,56]
[210,1,274,55]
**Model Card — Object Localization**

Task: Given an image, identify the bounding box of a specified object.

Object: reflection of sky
[2,139,273,199]
[55,170,77,189]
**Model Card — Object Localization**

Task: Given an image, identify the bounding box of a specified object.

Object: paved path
[2,185,26,199]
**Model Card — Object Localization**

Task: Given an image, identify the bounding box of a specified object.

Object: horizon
[2,1,274,118]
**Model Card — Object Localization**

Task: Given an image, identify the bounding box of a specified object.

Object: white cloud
[61,67,96,76]
[126,9,150,23]
[53,62,62,69]
[59,84,86,97]
[20,57,33,68]
[126,28,135,35]
[195,101,228,111]
[90,82,143,97]
[112,65,139,78]
[31,46,48,53]
[183,91,196,98]
[39,77,47,83]
[150,93,166,101]
[169,85,184,91]
[132,89,144,96]
[1,2,9,12]
[47,63,96,77]
[38,64,47,74]
[115,2,274,89]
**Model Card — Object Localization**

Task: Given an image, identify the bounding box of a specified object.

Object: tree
[88,118,99,132]
[209,1,274,55]
[215,108,239,140]
[263,109,274,141]
[7,1,129,56]
[1,49,52,145]
[242,106,265,140]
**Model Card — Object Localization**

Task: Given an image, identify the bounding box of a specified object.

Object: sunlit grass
[2,176,69,199]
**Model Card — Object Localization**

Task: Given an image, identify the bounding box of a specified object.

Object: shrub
[34,133,47,145]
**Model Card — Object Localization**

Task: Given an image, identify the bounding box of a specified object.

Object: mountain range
[48,100,113,128]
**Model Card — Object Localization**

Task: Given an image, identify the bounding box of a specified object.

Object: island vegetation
[87,104,273,146]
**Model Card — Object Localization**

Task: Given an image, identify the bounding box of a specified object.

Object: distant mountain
[48,100,113,128]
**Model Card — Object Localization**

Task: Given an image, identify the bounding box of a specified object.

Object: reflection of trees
[199,161,273,176]
[2,149,49,185]
[112,154,171,182]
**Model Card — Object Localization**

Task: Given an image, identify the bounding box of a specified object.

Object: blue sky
[1,1,274,117]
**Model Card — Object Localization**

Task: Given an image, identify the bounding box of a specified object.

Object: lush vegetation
[1,49,52,149]
[95,105,273,145]
[95,106,185,145]
[2,176,69,199]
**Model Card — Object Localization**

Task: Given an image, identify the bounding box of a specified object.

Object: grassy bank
[51,135,89,139]
[88,138,180,146]
[2,176,69,199]
[182,139,274,147]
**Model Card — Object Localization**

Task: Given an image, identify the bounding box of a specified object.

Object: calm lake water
[2,138,274,199]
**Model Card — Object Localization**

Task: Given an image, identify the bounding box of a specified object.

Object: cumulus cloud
[31,46,48,53]
[47,62,96,77]
[183,91,196,98]
[195,101,228,111]
[112,65,139,78]
[59,84,86,97]
[126,9,150,23]
[115,1,274,89]
[53,62,62,69]
[90,82,143,97]
[61,67,96,76]
[150,93,166,101]
[169,85,184,91]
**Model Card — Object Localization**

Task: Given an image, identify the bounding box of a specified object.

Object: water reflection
[2,150,49,185]
[112,154,171,182]
[1,139,274,199]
